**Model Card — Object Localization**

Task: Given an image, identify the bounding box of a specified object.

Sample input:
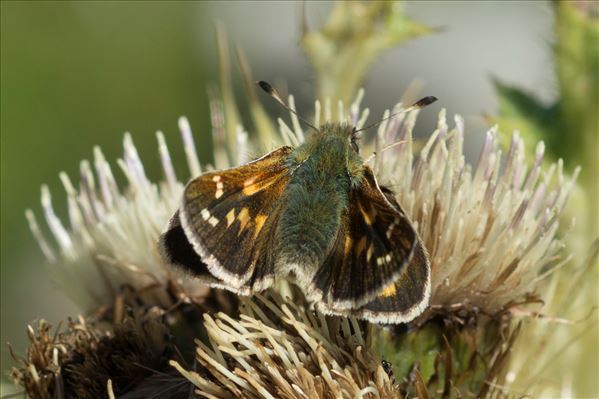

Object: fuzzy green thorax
[276,123,365,277]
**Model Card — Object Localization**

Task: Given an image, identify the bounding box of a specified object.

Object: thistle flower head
[26,126,206,312]
[370,107,577,315]
[28,90,574,318]
[19,88,577,397]
[172,293,399,399]
[10,313,183,399]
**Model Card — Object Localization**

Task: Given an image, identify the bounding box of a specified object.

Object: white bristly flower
[27,120,204,311]
[28,91,575,318]
[171,293,400,399]
[368,108,578,314]
[21,88,581,398]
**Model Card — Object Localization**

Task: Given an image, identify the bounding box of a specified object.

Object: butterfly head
[256,80,437,186]
[308,122,360,150]
[293,122,365,187]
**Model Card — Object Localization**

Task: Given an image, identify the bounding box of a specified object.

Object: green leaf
[488,79,560,158]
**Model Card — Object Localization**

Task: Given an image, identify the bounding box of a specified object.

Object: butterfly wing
[351,240,430,324]
[159,210,210,278]
[158,210,248,292]
[353,187,430,323]
[314,185,430,323]
[309,166,421,310]
[170,146,293,293]
[317,239,431,324]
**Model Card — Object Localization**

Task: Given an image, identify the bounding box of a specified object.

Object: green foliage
[553,2,599,231]
[490,3,599,397]
[490,79,560,159]
[373,316,517,398]
[490,2,598,219]
[0,0,212,377]
[215,28,279,156]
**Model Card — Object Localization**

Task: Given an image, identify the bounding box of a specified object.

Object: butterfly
[159,82,435,324]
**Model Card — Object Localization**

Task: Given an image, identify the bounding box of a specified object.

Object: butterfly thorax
[275,123,365,285]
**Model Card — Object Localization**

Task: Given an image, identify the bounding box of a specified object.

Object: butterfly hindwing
[311,166,419,310]
[177,146,293,293]
[354,187,430,323]
[353,239,430,324]
[316,243,430,324]
[158,210,244,291]
[314,185,430,323]
[160,210,210,278]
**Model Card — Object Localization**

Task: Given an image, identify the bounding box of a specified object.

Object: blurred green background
[1,0,568,385]
[1,1,216,378]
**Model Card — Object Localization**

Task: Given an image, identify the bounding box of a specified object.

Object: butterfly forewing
[178,147,293,292]
[312,167,418,310]
[354,187,431,322]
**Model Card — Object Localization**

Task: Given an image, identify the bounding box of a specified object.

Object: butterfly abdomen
[276,182,345,282]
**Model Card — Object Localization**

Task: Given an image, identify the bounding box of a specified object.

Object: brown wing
[315,185,431,323]
[171,146,293,293]
[308,166,420,310]
[158,210,247,291]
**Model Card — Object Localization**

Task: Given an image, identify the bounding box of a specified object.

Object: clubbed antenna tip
[256,80,318,132]
[257,80,274,94]
[257,80,285,105]
[414,96,438,108]
[354,94,439,134]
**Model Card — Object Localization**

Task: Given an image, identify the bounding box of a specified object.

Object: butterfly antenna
[257,81,319,131]
[362,139,409,164]
[354,96,438,134]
